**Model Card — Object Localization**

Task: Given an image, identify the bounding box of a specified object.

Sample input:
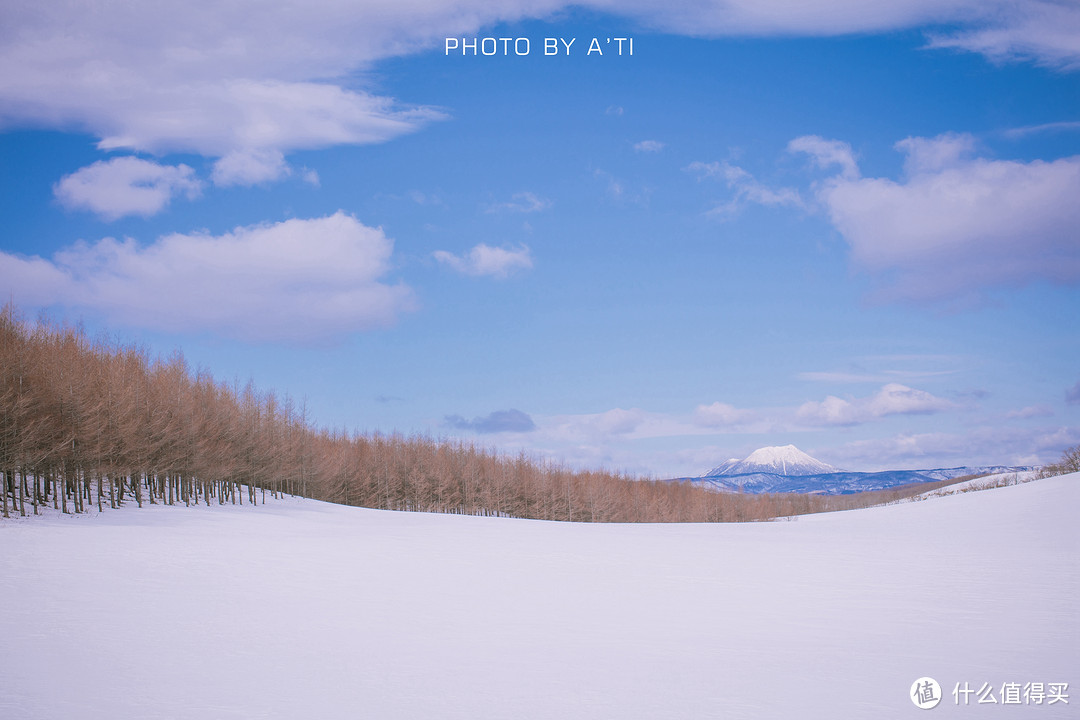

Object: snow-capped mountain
[705,445,838,477]
[706,457,742,476]
[692,445,1034,494]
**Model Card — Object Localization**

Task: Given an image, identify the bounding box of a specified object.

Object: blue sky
[1,1,1078,476]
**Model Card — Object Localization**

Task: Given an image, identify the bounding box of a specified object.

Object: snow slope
[2,475,1077,719]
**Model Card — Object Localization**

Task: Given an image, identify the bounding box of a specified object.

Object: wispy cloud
[686,160,804,215]
[788,135,860,179]
[633,140,664,153]
[0,211,415,342]
[433,243,533,278]
[1006,405,1054,419]
[54,157,202,220]
[798,369,958,384]
[925,1,1080,71]
[1067,380,1080,405]
[799,371,891,384]
[484,192,551,214]
[1001,120,1080,139]
[593,168,625,200]
[535,402,765,447]
[591,168,651,206]
[446,409,537,434]
[301,168,321,187]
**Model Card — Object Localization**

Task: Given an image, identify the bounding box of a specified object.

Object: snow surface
[2,475,1077,719]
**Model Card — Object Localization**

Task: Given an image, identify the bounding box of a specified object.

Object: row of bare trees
[1037,444,1080,478]
[2,306,855,522]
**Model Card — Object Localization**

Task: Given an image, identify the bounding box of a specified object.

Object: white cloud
[686,160,804,215]
[0,5,450,187]
[829,424,1080,470]
[801,133,1080,303]
[787,136,859,179]
[0,211,415,342]
[0,1,1076,186]
[532,401,768,451]
[797,383,954,426]
[433,243,533,278]
[301,168,321,187]
[536,408,659,448]
[484,192,551,214]
[594,408,649,436]
[633,140,664,153]
[893,132,976,175]
[88,80,440,158]
[611,0,1080,69]
[53,156,201,220]
[1006,405,1054,419]
[926,1,1080,71]
[693,402,757,428]
[212,148,290,187]
[868,383,956,416]
[609,0,957,36]
[0,0,1074,212]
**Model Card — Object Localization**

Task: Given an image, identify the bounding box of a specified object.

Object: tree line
[1,305,957,523]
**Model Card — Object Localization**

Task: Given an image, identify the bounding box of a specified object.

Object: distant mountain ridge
[693,445,1032,495]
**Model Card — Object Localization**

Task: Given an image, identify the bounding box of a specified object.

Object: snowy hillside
[2,474,1077,719]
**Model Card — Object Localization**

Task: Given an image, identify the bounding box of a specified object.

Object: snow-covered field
[2,474,1077,719]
